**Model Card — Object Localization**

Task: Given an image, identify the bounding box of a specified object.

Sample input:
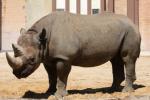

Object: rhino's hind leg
[55,59,71,99]
[110,55,125,92]
[122,56,136,92]
[43,63,57,94]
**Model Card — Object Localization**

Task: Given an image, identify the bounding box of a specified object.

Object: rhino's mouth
[13,65,34,79]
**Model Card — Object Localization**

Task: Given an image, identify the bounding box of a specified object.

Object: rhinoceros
[6,11,141,98]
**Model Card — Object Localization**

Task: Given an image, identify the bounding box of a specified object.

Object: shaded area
[22,91,51,99]
[68,84,145,94]
[22,84,145,99]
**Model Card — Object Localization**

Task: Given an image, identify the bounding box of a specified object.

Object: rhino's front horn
[6,52,23,70]
[12,44,23,57]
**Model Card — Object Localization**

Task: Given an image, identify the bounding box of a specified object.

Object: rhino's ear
[39,28,46,40]
[20,28,26,35]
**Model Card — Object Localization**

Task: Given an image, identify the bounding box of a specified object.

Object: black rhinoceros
[6,11,141,98]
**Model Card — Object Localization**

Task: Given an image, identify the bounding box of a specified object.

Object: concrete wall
[2,0,26,50]
[115,0,127,16]
[114,0,150,52]
[2,0,52,50]
[26,0,52,29]
[139,0,150,52]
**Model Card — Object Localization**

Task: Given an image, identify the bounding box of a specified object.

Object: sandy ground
[0,52,150,100]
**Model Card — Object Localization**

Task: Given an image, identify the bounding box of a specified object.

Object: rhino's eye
[28,57,36,65]
[30,58,35,62]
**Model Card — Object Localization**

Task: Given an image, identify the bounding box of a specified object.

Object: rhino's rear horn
[12,44,23,57]
[6,52,23,70]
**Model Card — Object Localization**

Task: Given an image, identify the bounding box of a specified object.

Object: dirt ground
[0,52,150,100]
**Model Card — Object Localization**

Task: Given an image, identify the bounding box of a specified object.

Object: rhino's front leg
[55,60,71,99]
[43,63,57,94]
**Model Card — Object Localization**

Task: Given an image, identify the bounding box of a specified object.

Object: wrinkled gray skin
[6,11,141,98]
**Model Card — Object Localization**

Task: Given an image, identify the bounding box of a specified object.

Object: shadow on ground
[22,91,50,99]
[22,84,145,99]
[68,84,145,94]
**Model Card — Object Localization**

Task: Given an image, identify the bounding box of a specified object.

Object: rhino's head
[6,28,46,79]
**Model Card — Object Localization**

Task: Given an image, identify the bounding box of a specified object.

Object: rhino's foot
[109,85,121,92]
[122,86,134,92]
[108,82,122,92]
[46,87,57,95]
[55,90,68,99]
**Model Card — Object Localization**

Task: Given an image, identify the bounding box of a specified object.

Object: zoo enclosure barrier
[51,0,139,26]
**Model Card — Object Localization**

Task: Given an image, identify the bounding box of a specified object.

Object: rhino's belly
[72,54,113,67]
